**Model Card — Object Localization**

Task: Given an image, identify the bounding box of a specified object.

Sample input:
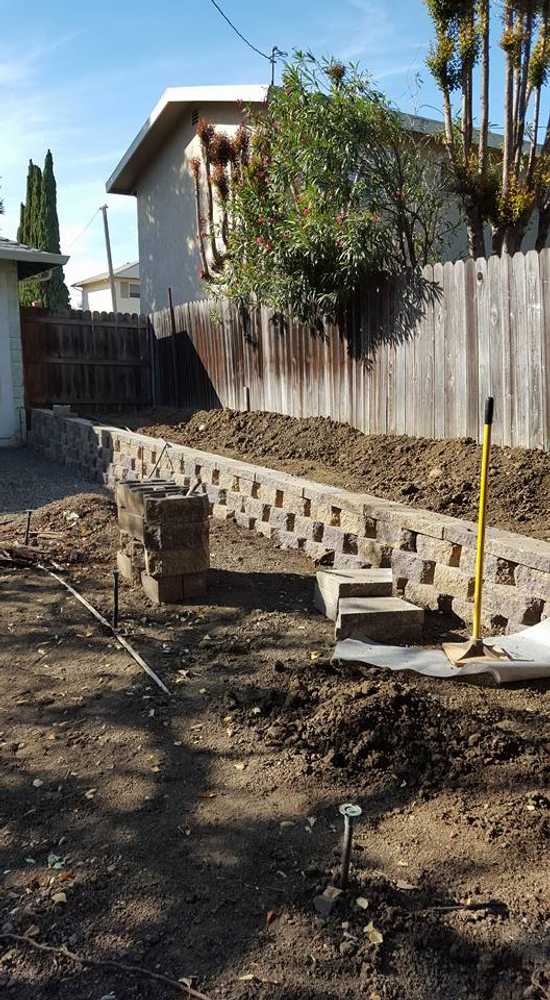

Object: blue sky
[0,0,510,302]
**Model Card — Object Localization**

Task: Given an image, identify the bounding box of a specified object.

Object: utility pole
[100,204,117,315]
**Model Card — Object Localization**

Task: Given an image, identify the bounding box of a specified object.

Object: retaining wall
[30,408,550,633]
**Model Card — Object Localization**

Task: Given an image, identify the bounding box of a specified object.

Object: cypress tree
[17,203,25,243]
[19,162,44,305]
[39,150,69,310]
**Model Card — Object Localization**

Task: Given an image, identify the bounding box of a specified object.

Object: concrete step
[314,568,393,621]
[335,596,424,643]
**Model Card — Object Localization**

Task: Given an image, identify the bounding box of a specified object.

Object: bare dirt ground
[1,485,550,999]
[109,407,550,540]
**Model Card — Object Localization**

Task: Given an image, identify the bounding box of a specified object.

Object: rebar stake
[112,569,120,630]
[24,510,32,546]
[338,803,362,890]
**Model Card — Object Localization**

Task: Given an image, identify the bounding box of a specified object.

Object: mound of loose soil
[240,668,550,801]
[115,407,550,539]
[0,493,117,565]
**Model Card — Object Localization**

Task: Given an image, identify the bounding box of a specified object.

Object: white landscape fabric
[333,618,550,685]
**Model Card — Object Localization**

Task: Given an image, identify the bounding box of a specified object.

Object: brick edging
[29,408,550,633]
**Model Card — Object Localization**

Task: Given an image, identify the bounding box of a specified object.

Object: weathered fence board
[21,308,153,413]
[149,249,550,450]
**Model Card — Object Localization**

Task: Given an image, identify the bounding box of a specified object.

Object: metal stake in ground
[24,509,32,546]
[112,569,120,630]
[339,803,362,889]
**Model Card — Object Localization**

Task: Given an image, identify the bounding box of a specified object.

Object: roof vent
[191,108,200,127]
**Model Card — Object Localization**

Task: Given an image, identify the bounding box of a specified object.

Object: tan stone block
[416,535,461,566]
[434,564,475,600]
[117,551,138,584]
[403,582,441,611]
[514,564,550,602]
[141,572,184,605]
[357,539,392,568]
[212,503,235,521]
[145,546,209,578]
[392,550,435,585]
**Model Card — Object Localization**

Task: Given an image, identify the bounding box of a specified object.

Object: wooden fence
[21,308,154,414]
[150,249,550,450]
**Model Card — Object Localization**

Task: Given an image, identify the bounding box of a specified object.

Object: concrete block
[116,551,138,584]
[145,546,209,578]
[357,539,393,568]
[416,535,461,566]
[451,598,507,632]
[391,549,435,585]
[234,512,256,530]
[225,492,244,514]
[269,508,294,531]
[243,497,270,521]
[433,563,475,600]
[514,564,550,602]
[256,521,275,539]
[305,540,335,565]
[272,529,302,550]
[332,554,373,571]
[460,548,517,584]
[294,516,323,542]
[182,572,208,598]
[141,572,184,605]
[403,581,442,612]
[482,583,544,625]
[335,596,424,643]
[320,525,347,552]
[339,509,377,537]
[314,567,393,620]
[145,494,209,525]
[283,491,310,516]
[212,504,234,521]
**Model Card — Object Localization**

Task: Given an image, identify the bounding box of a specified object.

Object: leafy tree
[39,150,69,310]
[190,55,450,322]
[425,0,550,256]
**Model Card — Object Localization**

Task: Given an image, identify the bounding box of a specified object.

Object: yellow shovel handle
[472,397,494,641]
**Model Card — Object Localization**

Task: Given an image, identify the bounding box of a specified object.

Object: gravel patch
[0,447,104,516]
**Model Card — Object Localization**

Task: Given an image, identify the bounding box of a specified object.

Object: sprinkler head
[339,803,362,820]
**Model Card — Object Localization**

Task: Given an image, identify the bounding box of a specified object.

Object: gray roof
[72,260,140,288]
[0,238,69,279]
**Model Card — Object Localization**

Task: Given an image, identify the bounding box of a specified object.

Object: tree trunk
[502,3,514,204]
[503,224,525,255]
[478,0,490,176]
[466,208,486,259]
[536,205,550,251]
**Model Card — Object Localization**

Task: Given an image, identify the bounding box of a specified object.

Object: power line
[65,207,101,251]
[207,0,286,84]
[208,0,272,61]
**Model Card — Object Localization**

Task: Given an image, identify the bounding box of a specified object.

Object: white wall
[136,102,247,313]
[80,279,140,314]
[0,260,24,446]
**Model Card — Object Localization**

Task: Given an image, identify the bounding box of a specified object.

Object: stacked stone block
[29,408,550,633]
[116,480,209,604]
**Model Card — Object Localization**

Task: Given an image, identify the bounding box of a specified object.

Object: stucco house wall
[136,103,245,313]
[80,280,141,314]
[0,260,25,446]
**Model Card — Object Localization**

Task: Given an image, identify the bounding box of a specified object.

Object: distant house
[106,89,549,315]
[0,238,68,446]
[72,261,140,313]
[106,85,268,314]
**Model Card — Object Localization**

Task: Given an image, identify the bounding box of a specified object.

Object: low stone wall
[30,407,550,633]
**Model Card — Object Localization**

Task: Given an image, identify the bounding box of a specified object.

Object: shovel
[442,396,511,666]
